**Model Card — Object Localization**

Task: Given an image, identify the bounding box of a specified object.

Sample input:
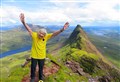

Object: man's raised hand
[63,22,69,30]
[19,13,32,35]
[20,13,25,23]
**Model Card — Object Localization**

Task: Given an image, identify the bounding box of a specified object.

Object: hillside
[85,28,120,68]
[0,25,120,82]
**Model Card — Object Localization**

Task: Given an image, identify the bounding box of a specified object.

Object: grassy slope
[0,51,30,82]
[1,30,31,53]
[45,54,86,82]
[0,39,90,82]
[79,27,113,68]
[88,34,120,68]
[46,44,113,81]
[1,44,119,82]
[0,47,86,82]
[44,46,94,82]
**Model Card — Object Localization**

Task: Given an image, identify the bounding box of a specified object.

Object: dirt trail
[21,62,60,82]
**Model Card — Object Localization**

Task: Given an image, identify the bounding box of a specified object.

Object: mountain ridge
[60,24,120,81]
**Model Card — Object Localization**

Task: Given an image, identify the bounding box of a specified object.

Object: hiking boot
[39,80,43,82]
[30,78,35,82]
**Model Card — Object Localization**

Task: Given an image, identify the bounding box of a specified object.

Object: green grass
[45,53,88,82]
[70,48,99,61]
[1,67,29,82]
[0,51,30,82]
[44,66,88,82]
[1,44,119,82]
[0,49,88,82]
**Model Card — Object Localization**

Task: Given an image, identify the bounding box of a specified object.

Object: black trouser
[31,58,45,80]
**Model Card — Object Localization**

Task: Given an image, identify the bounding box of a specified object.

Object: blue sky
[0,0,120,27]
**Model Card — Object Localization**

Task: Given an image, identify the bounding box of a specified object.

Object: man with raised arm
[19,13,69,82]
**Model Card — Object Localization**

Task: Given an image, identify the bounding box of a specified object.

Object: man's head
[37,28,47,39]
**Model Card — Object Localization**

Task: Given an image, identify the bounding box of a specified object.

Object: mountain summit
[67,24,105,56]
[67,25,82,49]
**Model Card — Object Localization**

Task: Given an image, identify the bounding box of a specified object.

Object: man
[19,13,69,82]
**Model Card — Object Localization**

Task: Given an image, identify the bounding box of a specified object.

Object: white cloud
[1,6,71,26]
[1,6,23,26]
[85,0,119,21]
[1,0,119,26]
[49,0,119,25]
[24,11,71,23]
